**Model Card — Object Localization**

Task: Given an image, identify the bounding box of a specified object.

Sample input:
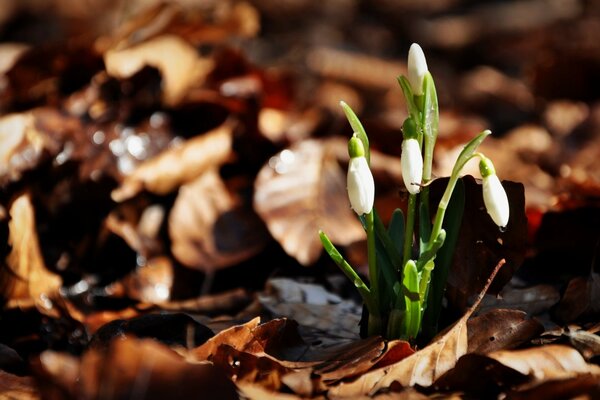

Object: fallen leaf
[89,312,214,349]
[111,122,233,202]
[467,309,544,353]
[38,337,238,400]
[191,317,261,361]
[477,283,561,316]
[259,278,362,343]
[329,260,506,397]
[489,344,600,381]
[555,270,600,323]
[192,318,307,362]
[169,168,268,272]
[2,193,62,316]
[254,138,365,265]
[433,176,528,310]
[564,328,600,361]
[506,373,600,399]
[104,35,214,106]
[0,370,39,400]
[211,344,291,391]
[0,112,63,184]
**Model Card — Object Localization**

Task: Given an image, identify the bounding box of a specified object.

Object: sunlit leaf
[254,139,365,266]
[169,168,268,272]
[3,193,62,316]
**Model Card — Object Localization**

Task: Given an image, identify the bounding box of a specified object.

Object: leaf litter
[1,1,600,399]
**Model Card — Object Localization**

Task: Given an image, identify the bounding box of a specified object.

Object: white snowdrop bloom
[407,43,428,96]
[480,158,509,229]
[347,155,375,215]
[401,138,423,194]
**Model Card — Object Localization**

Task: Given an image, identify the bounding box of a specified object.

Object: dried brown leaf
[111,122,233,202]
[0,370,39,400]
[169,168,268,271]
[104,34,214,106]
[192,317,261,360]
[38,338,238,400]
[3,193,62,315]
[477,284,560,317]
[489,344,600,381]
[555,270,600,323]
[329,260,505,397]
[467,309,544,353]
[564,328,600,361]
[254,139,365,265]
[259,278,362,343]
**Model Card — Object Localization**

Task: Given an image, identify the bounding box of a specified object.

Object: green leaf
[403,260,421,338]
[397,76,420,125]
[421,72,439,142]
[388,208,405,259]
[340,101,370,164]
[452,130,491,178]
[416,229,446,271]
[422,178,466,340]
[419,201,432,256]
[318,230,375,313]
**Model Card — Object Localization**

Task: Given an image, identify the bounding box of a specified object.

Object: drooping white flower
[407,43,428,96]
[347,137,374,216]
[480,158,509,228]
[401,138,423,194]
[347,156,374,215]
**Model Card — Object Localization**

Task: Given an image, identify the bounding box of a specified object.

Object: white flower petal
[347,156,374,215]
[483,174,510,228]
[401,138,423,194]
[408,43,428,96]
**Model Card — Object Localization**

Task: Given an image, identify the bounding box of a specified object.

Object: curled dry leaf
[112,122,233,202]
[192,317,307,362]
[37,337,238,400]
[0,112,62,184]
[104,34,214,106]
[329,260,505,397]
[564,328,600,361]
[169,168,268,271]
[2,193,62,315]
[254,139,365,266]
[467,309,544,354]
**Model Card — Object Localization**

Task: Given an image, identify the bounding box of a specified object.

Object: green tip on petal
[402,117,418,140]
[348,136,365,158]
[479,156,496,178]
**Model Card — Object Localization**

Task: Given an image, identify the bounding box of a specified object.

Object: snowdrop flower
[480,157,509,229]
[401,137,423,195]
[347,136,374,215]
[407,43,428,96]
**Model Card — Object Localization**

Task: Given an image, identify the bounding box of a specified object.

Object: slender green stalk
[365,210,378,305]
[402,193,418,266]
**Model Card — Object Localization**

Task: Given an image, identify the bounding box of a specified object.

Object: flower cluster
[320,43,511,341]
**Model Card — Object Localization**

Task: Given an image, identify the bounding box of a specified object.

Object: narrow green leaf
[422,178,465,340]
[397,76,420,124]
[403,260,421,338]
[388,208,405,250]
[340,101,370,164]
[452,130,491,178]
[421,72,439,142]
[416,229,446,271]
[318,230,375,313]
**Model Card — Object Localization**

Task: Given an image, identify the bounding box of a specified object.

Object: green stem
[402,193,418,266]
[366,210,378,306]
